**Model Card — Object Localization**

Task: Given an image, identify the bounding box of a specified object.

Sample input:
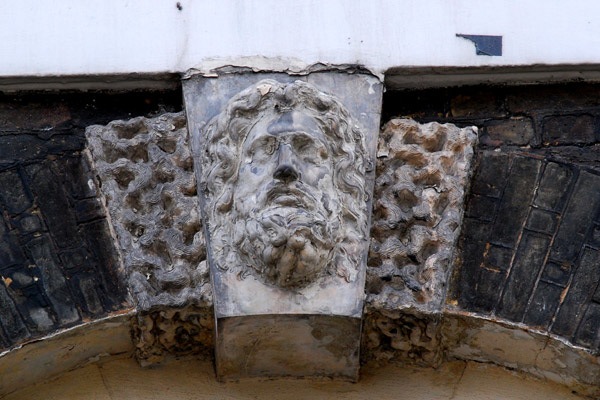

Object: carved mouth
[266,186,314,209]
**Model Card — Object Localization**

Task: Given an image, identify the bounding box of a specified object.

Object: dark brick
[574,303,600,350]
[484,118,534,146]
[589,224,600,249]
[529,146,600,170]
[533,162,573,212]
[0,102,71,132]
[550,171,600,263]
[26,236,80,326]
[497,233,550,321]
[523,281,563,329]
[59,248,95,271]
[81,220,127,308]
[465,195,497,221]
[0,282,30,343]
[0,169,32,214]
[14,213,43,235]
[552,248,600,338]
[26,163,79,249]
[52,157,97,200]
[0,134,85,165]
[455,218,490,306]
[450,92,505,119]
[0,326,9,349]
[470,152,509,198]
[0,222,27,269]
[490,156,542,248]
[507,84,600,114]
[76,276,105,316]
[0,136,47,164]
[541,262,572,287]
[526,209,558,234]
[543,115,596,145]
[381,89,448,122]
[45,135,86,155]
[3,278,55,335]
[484,245,513,272]
[473,268,506,313]
[75,198,104,223]
[591,283,600,304]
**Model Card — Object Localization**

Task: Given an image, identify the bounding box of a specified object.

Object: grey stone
[368,119,477,313]
[86,112,211,365]
[185,73,382,380]
[86,112,209,314]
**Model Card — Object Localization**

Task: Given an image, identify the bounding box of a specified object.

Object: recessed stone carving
[199,79,369,289]
[184,72,382,380]
[368,119,477,312]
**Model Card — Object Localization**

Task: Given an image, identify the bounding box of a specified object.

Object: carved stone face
[233,111,340,288]
[200,80,369,290]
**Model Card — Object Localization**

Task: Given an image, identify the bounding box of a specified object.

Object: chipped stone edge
[182,56,384,81]
[0,308,136,360]
[82,147,134,305]
[0,309,136,396]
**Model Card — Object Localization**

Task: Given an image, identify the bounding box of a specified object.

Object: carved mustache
[264,183,319,210]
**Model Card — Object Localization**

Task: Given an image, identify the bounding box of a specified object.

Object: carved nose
[274,164,298,182]
[273,144,298,183]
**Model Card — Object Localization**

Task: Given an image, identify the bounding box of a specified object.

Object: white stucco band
[2,0,600,88]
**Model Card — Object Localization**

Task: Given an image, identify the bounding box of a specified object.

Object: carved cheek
[303,164,333,189]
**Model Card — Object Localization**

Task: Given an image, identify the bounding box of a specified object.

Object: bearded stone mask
[200,80,369,290]
[186,73,382,381]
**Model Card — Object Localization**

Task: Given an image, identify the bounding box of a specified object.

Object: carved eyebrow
[247,134,276,153]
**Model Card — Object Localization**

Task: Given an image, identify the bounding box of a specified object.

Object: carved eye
[251,136,277,162]
[264,137,276,155]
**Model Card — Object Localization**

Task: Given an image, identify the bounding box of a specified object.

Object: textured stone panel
[367,119,477,313]
[86,113,210,312]
[132,305,213,366]
[86,113,211,364]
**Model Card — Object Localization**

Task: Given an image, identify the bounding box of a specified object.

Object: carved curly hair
[199,79,370,284]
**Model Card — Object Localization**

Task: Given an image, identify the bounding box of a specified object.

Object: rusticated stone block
[86,113,210,313]
[368,119,477,313]
[132,305,214,366]
[362,310,442,367]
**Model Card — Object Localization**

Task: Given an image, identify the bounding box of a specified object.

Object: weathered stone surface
[132,305,213,366]
[367,119,477,313]
[86,113,210,312]
[86,112,211,365]
[185,72,382,381]
[362,310,442,367]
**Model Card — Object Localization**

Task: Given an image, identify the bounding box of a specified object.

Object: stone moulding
[184,72,383,381]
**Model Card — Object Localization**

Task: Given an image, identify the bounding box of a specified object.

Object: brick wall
[0,90,182,350]
[384,82,600,352]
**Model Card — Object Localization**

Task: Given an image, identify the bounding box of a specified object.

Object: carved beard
[235,185,338,289]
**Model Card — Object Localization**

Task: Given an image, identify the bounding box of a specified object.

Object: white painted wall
[1,0,599,78]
